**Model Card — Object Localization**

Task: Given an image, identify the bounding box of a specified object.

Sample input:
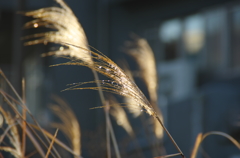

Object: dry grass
[22,1,157,117]
[51,49,158,118]
[119,61,143,118]
[122,35,164,139]
[50,96,81,157]
[23,0,91,63]
[108,95,134,136]
[23,1,121,157]
[190,132,240,158]
[45,128,59,158]
[0,0,239,158]
[123,34,158,103]
[1,75,239,158]
[0,70,82,158]
[0,106,22,158]
[22,0,183,157]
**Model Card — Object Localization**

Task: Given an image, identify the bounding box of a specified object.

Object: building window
[183,14,205,55]
[159,19,182,61]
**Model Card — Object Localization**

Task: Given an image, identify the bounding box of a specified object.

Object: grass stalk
[21,1,183,156]
[154,153,182,158]
[25,150,38,158]
[91,69,111,158]
[1,91,45,158]
[155,116,185,158]
[30,124,81,157]
[22,0,121,154]
[45,128,59,158]
[50,96,82,157]
[191,131,240,158]
[105,101,121,158]
[92,69,121,158]
[0,70,60,158]
[105,110,111,158]
[21,78,26,158]
[49,43,184,158]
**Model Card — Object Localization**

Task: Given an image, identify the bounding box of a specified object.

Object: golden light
[33,23,38,28]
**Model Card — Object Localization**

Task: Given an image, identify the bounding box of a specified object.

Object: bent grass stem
[156,116,185,158]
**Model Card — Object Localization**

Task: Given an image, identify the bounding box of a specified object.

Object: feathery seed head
[123,35,158,102]
[23,0,157,117]
[23,0,91,63]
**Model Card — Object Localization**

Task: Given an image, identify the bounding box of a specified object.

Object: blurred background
[0,0,240,158]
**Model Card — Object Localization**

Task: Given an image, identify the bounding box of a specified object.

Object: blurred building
[1,0,240,158]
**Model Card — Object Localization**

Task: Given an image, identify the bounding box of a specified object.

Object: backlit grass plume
[23,0,92,63]
[123,34,158,103]
[23,1,119,157]
[108,95,133,136]
[22,0,157,121]
[22,0,158,119]
[123,35,163,138]
[59,50,158,117]
[51,45,185,157]
[23,0,184,157]
[50,96,81,157]
[120,62,142,117]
